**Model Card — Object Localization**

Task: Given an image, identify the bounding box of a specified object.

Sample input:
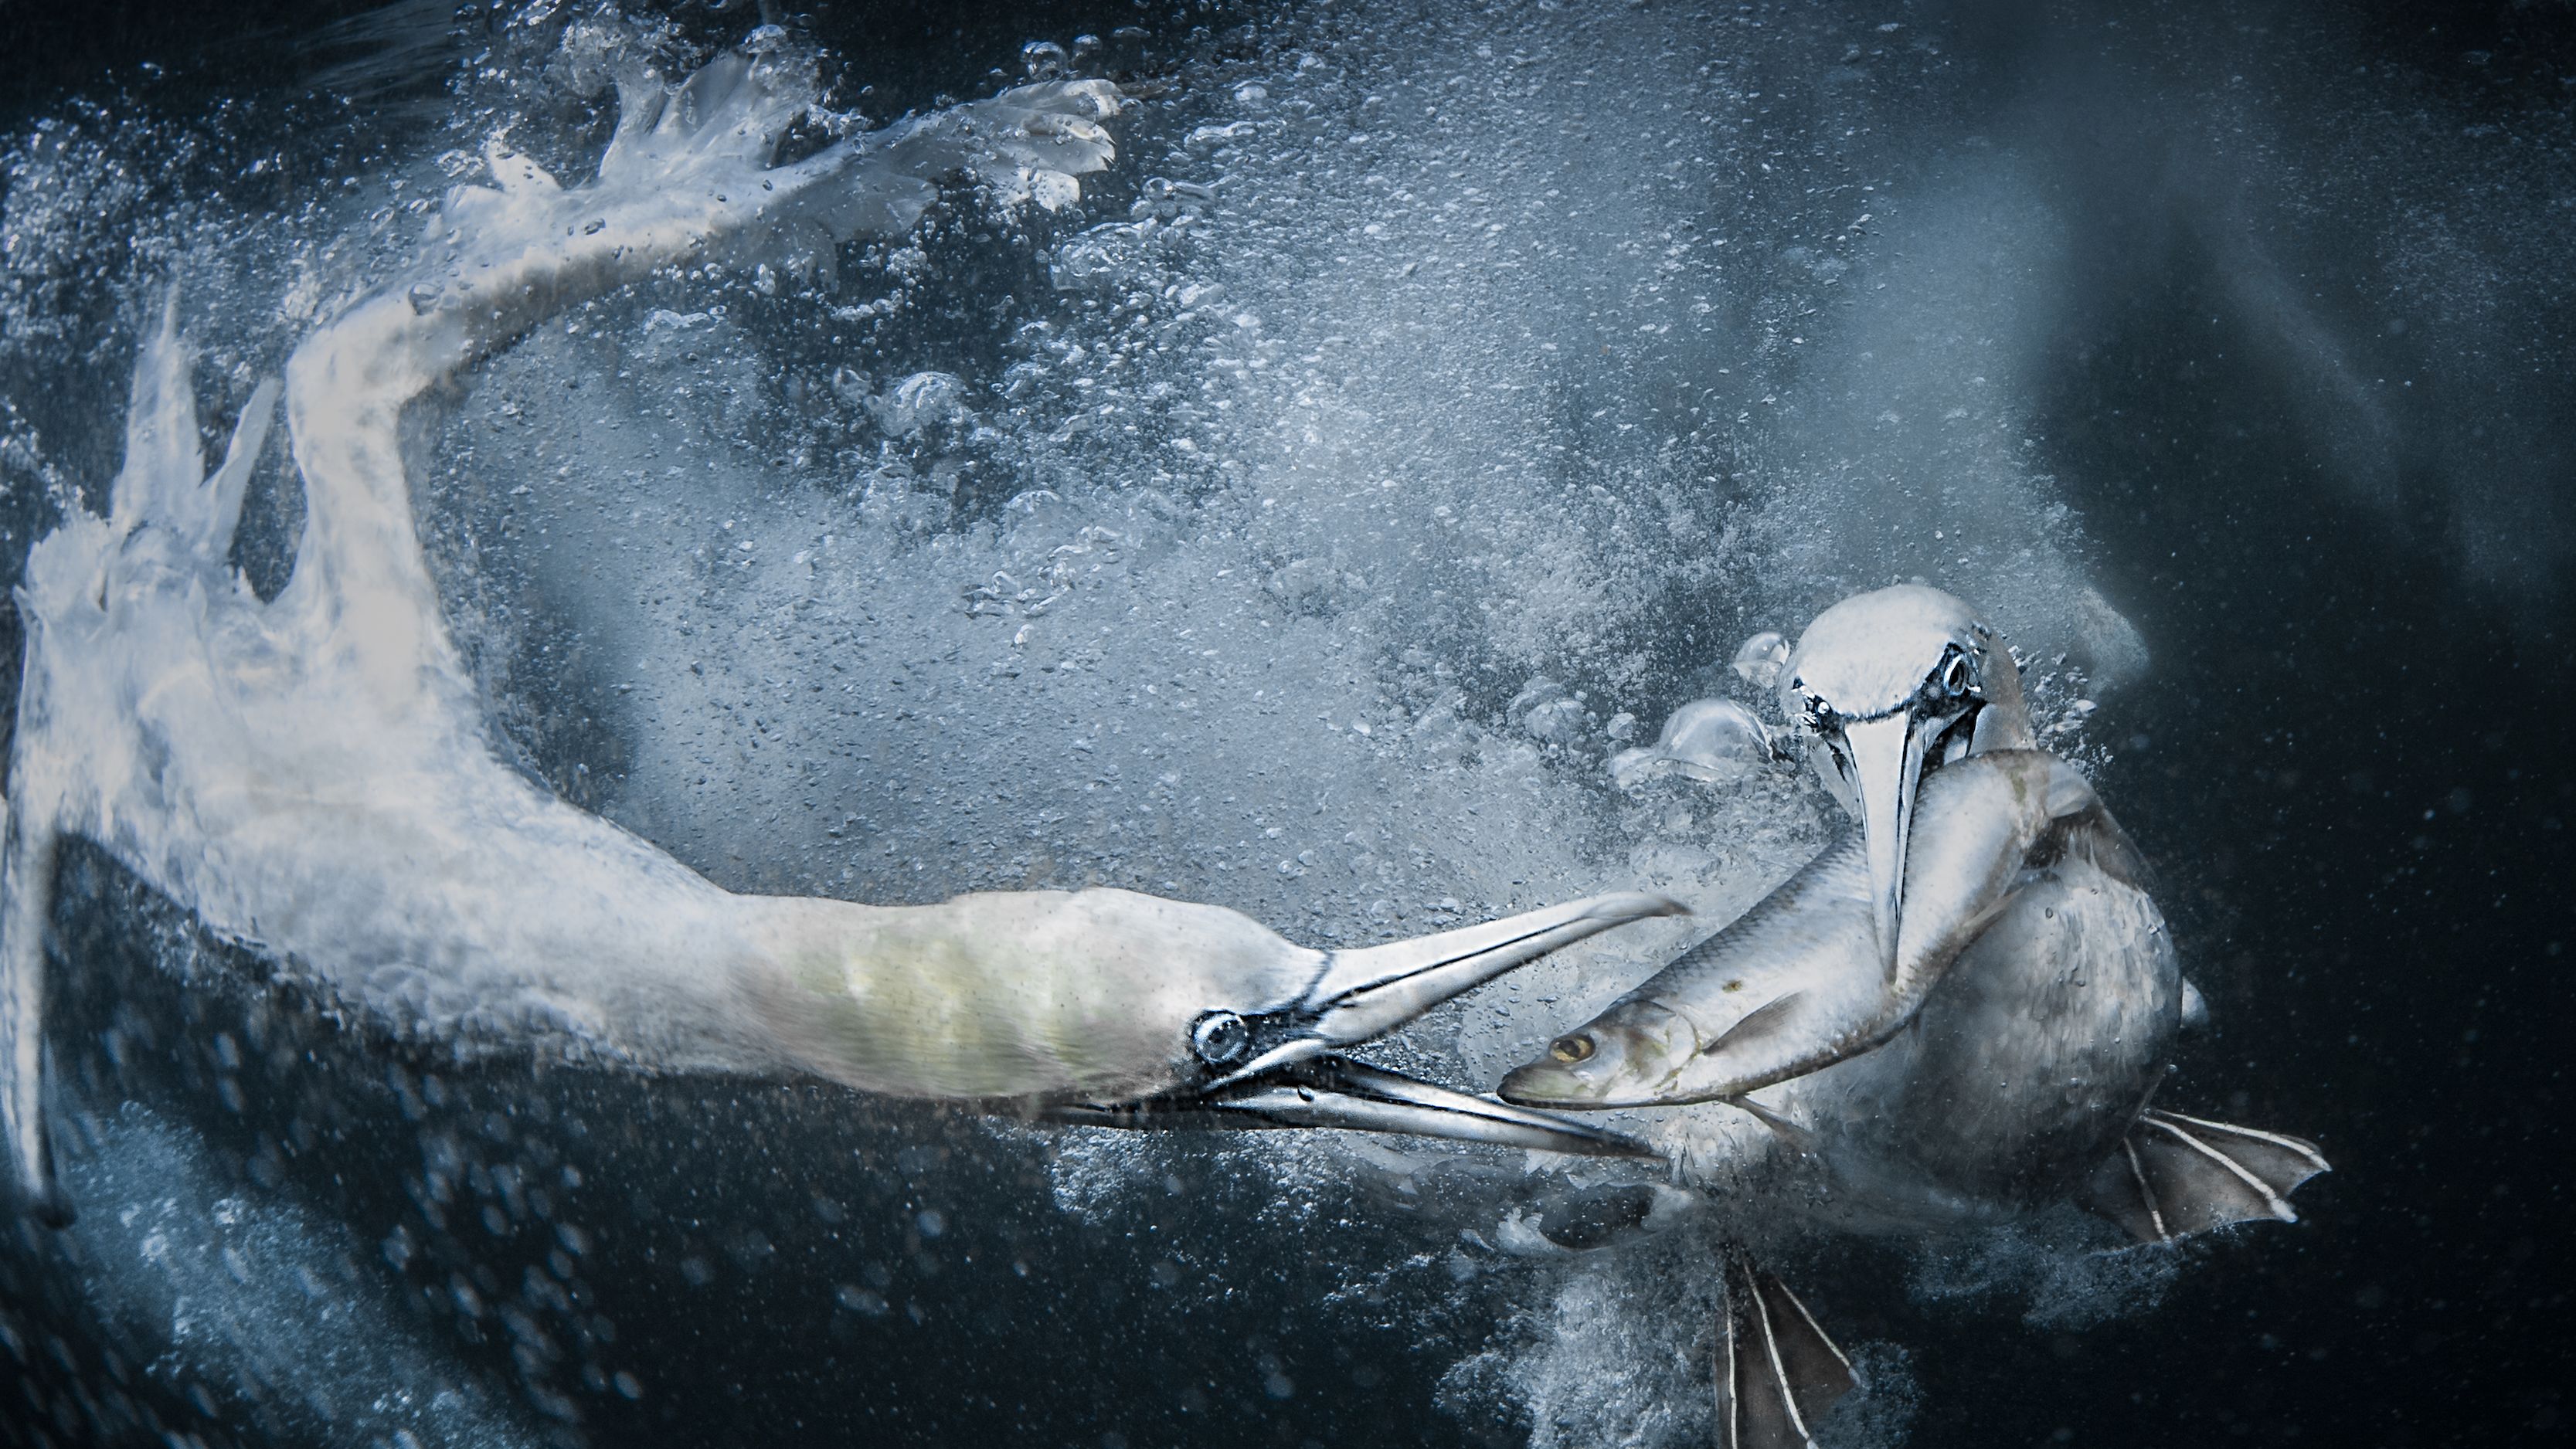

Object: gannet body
[1500,585,2326,1447]
[0,45,1675,1228]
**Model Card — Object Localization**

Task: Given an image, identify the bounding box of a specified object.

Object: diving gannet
[0,44,1675,1228]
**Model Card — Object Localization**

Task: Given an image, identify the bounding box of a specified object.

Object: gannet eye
[1190,1010,1250,1066]
[1934,649,1974,699]
[1797,691,1837,732]
[1549,1035,1596,1064]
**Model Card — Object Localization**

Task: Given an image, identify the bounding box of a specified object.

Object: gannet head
[761,888,1678,1157]
[1073,889,1682,1156]
[1780,584,2029,966]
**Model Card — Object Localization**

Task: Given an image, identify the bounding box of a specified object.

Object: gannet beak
[1053,1057,1658,1158]
[1284,891,1687,1063]
[1835,712,1931,971]
[1052,891,1682,1158]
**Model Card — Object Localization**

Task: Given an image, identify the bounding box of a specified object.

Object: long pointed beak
[1052,1058,1658,1158]
[1050,891,1679,1156]
[1835,712,1928,972]
[1273,891,1684,1071]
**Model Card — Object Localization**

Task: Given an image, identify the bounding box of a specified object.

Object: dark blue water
[1,2,2569,1446]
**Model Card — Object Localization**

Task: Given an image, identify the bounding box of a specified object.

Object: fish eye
[1190,1010,1249,1066]
[1549,1035,1596,1064]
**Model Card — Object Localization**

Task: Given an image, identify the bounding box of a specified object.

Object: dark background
[2,1,2571,1446]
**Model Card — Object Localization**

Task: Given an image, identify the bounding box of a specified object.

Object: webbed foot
[1715,1248,1858,1449]
[2078,1108,2329,1244]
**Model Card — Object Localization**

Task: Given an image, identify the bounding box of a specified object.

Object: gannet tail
[2077,1108,2330,1244]
[104,292,279,581]
[0,290,280,1230]
[1715,1247,1860,1449]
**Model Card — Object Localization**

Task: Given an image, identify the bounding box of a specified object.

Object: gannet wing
[2077,1108,2330,1244]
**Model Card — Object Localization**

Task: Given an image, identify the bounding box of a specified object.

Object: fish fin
[1946,884,2027,962]
[2177,977,2211,1033]
[1716,1248,1859,1449]
[1724,1094,1819,1155]
[2032,754,2160,891]
[2040,755,2102,820]
[1692,977,1929,1099]
[1694,989,1812,1068]
[1,800,70,1227]
[2077,1108,2328,1244]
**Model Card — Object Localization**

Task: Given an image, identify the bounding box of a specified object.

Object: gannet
[1498,585,2327,1447]
[0,45,1675,1228]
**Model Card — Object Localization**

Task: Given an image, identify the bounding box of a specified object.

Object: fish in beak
[1780,585,2004,972]
[1832,710,1933,971]
[1499,741,2083,1112]
[1054,891,1682,1157]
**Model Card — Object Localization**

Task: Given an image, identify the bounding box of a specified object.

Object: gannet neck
[735,888,1318,1105]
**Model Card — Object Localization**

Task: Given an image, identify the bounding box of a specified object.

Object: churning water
[2,2,2569,1447]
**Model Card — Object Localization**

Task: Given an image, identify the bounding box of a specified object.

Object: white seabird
[1499,584,2327,1447]
[0,45,1674,1227]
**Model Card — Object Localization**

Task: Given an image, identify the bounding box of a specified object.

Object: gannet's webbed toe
[1715,1248,1860,1449]
[2078,1108,2330,1244]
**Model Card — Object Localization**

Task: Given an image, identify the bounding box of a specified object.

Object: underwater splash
[12,1,2537,1444]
